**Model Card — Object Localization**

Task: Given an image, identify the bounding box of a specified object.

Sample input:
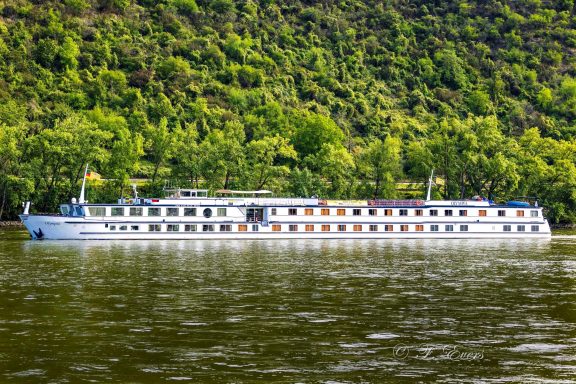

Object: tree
[246,135,297,190]
[357,136,402,199]
[0,124,26,219]
[306,143,354,198]
[144,117,176,183]
[172,122,200,187]
[292,112,345,159]
[86,108,143,196]
[27,113,112,210]
[198,121,246,190]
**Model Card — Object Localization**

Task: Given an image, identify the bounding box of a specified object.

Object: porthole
[203,208,212,218]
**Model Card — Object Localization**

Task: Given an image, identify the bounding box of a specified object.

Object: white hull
[20,214,552,240]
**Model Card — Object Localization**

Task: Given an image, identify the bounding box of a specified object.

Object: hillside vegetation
[0,0,576,222]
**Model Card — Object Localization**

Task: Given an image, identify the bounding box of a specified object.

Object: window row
[109,224,260,232]
[91,207,227,217]
[503,225,540,232]
[107,223,540,233]
[271,224,468,232]
[275,208,539,217]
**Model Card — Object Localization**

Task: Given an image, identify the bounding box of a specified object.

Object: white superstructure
[19,188,551,240]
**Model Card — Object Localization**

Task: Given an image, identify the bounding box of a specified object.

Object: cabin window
[288,208,297,216]
[304,208,313,216]
[531,225,539,232]
[400,225,408,232]
[272,224,281,232]
[459,210,467,216]
[385,225,394,232]
[111,207,125,216]
[369,209,377,216]
[517,225,525,232]
[167,224,179,232]
[431,225,439,232]
[369,225,378,231]
[184,208,196,216]
[185,225,197,232]
[148,224,160,232]
[131,225,139,231]
[399,209,408,216]
[220,224,232,232]
[353,225,362,231]
[516,210,524,217]
[119,225,128,231]
[498,210,506,217]
[384,209,392,216]
[217,208,227,216]
[148,208,160,216]
[203,208,212,218]
[252,225,259,232]
[167,208,179,216]
[271,208,277,215]
[337,225,346,232]
[110,225,116,231]
[460,225,468,231]
[321,225,330,232]
[238,224,247,232]
[416,225,424,231]
[444,210,453,216]
[415,209,423,216]
[337,209,346,216]
[479,210,487,217]
[130,207,143,216]
[530,210,538,217]
[61,206,70,215]
[429,209,438,216]
[305,224,314,231]
[289,224,298,232]
[321,208,330,215]
[353,209,361,216]
[203,224,214,232]
[445,225,453,231]
[75,206,84,216]
[88,207,106,216]
[503,225,511,232]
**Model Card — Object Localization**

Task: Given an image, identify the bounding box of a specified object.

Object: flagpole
[79,164,89,204]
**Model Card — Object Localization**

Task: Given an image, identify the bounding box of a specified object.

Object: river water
[0,230,575,383]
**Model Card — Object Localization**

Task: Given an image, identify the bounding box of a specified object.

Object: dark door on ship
[246,208,263,223]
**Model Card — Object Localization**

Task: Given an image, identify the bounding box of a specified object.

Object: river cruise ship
[20,173,551,240]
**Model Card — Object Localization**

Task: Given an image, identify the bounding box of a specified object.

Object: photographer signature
[393,344,484,360]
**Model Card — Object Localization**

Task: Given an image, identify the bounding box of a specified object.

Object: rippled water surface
[0,230,575,383]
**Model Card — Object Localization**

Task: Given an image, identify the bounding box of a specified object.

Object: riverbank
[0,221,23,228]
[551,223,576,229]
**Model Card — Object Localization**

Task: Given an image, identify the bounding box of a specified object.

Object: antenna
[426,169,434,201]
[79,164,89,204]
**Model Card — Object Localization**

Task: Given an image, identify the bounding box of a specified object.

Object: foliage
[0,0,575,223]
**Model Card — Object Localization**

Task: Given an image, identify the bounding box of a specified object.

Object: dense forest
[0,0,576,223]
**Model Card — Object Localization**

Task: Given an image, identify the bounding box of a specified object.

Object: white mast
[78,164,89,204]
[426,169,434,201]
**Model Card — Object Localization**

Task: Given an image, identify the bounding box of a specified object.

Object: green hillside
[0,0,575,223]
